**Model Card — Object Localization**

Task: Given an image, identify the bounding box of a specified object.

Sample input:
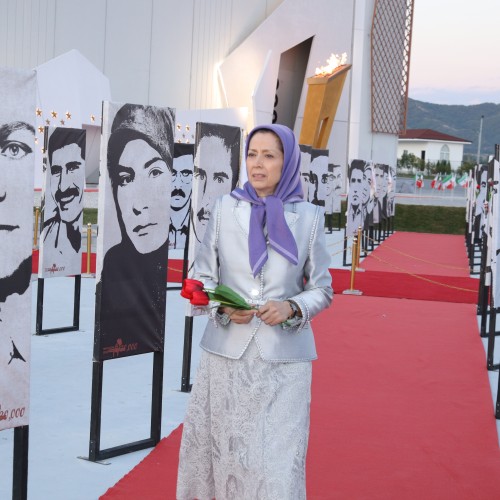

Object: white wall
[0,0,409,188]
[0,0,284,108]
[398,140,467,170]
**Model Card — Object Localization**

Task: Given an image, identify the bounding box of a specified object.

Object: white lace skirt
[176,339,312,500]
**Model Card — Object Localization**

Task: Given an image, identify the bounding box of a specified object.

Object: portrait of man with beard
[40,127,86,276]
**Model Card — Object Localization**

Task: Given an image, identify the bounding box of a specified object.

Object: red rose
[181,279,204,300]
[190,290,210,306]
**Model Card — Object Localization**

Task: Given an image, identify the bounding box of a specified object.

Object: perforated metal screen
[371,0,415,134]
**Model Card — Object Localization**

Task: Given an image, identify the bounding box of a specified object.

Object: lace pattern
[177,340,312,500]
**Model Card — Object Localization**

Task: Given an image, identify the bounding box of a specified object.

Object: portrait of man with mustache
[169,143,194,250]
[41,127,86,273]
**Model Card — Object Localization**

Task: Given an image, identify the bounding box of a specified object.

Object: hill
[406,98,500,160]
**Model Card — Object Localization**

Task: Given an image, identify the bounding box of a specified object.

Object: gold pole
[349,236,357,290]
[342,235,363,296]
[86,223,92,274]
[33,207,40,248]
[356,226,362,268]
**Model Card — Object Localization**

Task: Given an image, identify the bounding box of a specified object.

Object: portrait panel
[310,148,329,207]
[94,101,175,361]
[39,127,86,278]
[299,144,312,202]
[373,163,389,224]
[0,67,36,431]
[188,122,241,254]
[169,143,194,250]
[346,159,366,237]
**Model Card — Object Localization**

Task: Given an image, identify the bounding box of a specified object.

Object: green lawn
[82,205,466,235]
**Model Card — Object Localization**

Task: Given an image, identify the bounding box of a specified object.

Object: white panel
[54,0,107,72]
[149,0,194,108]
[104,0,153,103]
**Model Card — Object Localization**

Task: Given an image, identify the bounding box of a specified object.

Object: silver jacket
[193,195,333,362]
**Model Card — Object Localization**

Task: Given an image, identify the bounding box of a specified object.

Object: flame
[315,52,348,77]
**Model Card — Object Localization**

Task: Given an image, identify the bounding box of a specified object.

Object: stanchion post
[343,235,362,295]
[33,207,40,248]
[86,223,92,275]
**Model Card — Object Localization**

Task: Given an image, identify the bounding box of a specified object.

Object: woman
[94,103,175,360]
[177,124,333,499]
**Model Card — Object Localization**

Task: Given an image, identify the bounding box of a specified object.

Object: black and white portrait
[346,160,366,237]
[169,143,194,250]
[473,164,488,242]
[387,165,396,218]
[0,68,36,431]
[94,102,175,361]
[39,127,86,277]
[299,144,313,202]
[362,161,375,230]
[309,148,329,207]
[189,122,241,249]
[373,163,388,224]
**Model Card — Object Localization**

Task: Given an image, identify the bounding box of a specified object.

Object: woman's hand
[255,300,292,326]
[220,306,256,325]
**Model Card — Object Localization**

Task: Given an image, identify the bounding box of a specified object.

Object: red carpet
[330,269,477,304]
[362,232,470,277]
[333,232,478,303]
[101,294,500,499]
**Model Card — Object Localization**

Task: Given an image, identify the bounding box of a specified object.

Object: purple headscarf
[231,124,304,276]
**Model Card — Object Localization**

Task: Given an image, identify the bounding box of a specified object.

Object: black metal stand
[13,425,29,500]
[342,228,350,267]
[179,221,198,393]
[88,350,164,461]
[35,275,81,335]
[181,316,194,392]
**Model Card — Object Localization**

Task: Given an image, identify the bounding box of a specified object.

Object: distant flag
[457,173,469,187]
[431,173,440,189]
[415,173,424,189]
[441,173,455,190]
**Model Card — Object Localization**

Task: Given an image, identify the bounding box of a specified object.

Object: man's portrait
[0,67,36,431]
[94,102,175,361]
[362,161,375,230]
[189,122,241,248]
[331,164,343,214]
[299,144,313,202]
[309,148,329,207]
[169,143,194,250]
[346,160,366,237]
[373,163,388,224]
[39,127,86,277]
[387,165,396,218]
[473,164,488,242]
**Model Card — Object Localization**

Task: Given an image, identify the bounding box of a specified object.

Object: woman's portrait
[0,67,36,432]
[94,103,175,361]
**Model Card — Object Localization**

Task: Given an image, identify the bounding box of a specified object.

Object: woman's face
[246,132,284,197]
[114,138,171,254]
[0,124,34,279]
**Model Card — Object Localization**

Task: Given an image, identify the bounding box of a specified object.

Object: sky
[408,0,500,105]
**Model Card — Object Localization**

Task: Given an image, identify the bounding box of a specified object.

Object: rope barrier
[367,254,477,293]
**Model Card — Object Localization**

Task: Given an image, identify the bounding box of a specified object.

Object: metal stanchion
[33,207,40,248]
[343,235,362,296]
